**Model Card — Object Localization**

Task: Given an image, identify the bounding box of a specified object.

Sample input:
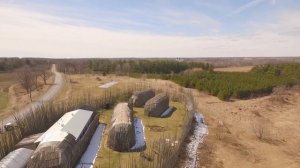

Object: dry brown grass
[44,73,300,168]
[128,77,300,168]
[214,66,253,72]
[193,86,300,168]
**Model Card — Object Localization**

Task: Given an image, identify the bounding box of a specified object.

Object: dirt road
[1,64,64,128]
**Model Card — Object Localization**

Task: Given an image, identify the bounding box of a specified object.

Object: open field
[214,66,253,72]
[0,92,8,112]
[0,73,17,113]
[194,86,300,168]
[0,73,17,91]
[55,74,139,101]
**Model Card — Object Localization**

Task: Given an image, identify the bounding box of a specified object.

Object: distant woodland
[57,59,300,100]
[168,64,300,100]
[0,58,50,72]
[3,58,299,101]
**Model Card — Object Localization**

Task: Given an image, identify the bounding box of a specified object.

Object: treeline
[0,58,52,101]
[166,63,300,100]
[0,58,50,72]
[88,59,210,74]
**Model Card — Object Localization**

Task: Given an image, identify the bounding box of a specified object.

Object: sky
[0,0,300,58]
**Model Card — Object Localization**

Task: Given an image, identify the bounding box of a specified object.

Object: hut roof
[147,93,169,104]
[36,109,94,143]
[130,89,155,107]
[0,148,33,168]
[144,93,169,117]
[111,103,133,126]
[62,109,93,140]
[15,133,44,150]
[27,132,76,168]
[108,103,136,151]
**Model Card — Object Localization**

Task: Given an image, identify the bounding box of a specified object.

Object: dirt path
[1,64,64,128]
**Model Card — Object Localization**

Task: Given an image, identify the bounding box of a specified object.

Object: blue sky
[0,0,299,58]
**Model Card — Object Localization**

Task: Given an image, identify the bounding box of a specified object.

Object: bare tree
[41,70,50,85]
[122,62,131,75]
[115,64,122,75]
[33,64,51,85]
[34,71,40,89]
[17,66,35,101]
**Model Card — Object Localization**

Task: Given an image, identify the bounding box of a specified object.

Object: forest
[87,59,210,74]
[168,63,300,100]
[0,58,50,72]
[62,59,300,101]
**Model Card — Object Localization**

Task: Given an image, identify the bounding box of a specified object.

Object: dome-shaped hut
[27,131,76,168]
[129,89,155,107]
[144,93,169,117]
[108,103,136,151]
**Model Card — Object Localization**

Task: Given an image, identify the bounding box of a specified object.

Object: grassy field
[214,66,253,72]
[0,73,17,92]
[94,101,186,168]
[0,72,17,113]
[0,91,8,112]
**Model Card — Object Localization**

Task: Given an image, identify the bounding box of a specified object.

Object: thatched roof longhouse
[27,108,99,168]
[108,103,136,151]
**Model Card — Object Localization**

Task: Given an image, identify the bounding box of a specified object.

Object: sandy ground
[195,86,300,168]
[214,66,253,72]
[0,73,54,119]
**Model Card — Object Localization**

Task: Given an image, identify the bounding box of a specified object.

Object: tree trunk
[29,87,32,102]
[35,74,38,89]
[43,72,47,85]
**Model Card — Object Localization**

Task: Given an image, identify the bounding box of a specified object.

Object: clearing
[214,66,253,72]
[0,72,17,113]
[195,86,300,168]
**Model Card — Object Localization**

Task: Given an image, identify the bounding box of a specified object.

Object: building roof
[0,148,33,168]
[35,109,93,143]
[62,109,93,140]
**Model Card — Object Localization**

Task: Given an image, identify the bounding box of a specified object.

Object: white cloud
[232,0,277,15]
[232,0,264,15]
[0,6,299,58]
